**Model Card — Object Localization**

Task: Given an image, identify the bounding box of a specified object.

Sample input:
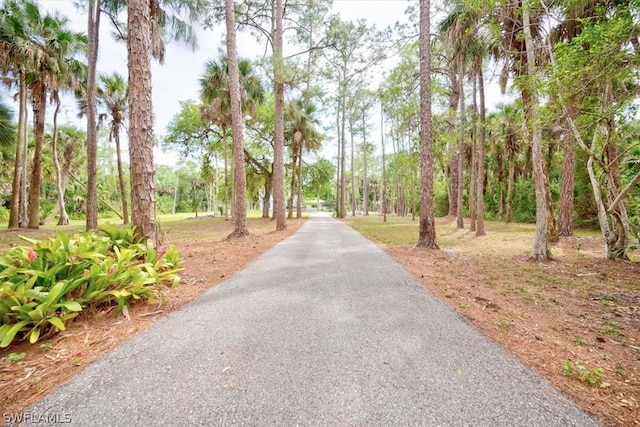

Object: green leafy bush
[0,224,182,348]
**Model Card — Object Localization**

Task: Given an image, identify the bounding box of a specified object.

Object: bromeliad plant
[0,224,182,348]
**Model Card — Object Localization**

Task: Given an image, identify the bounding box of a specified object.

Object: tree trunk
[417,0,438,249]
[273,0,286,230]
[469,74,477,232]
[9,73,26,229]
[505,150,515,223]
[558,106,576,236]
[127,0,158,245]
[339,93,347,218]
[296,142,303,219]
[114,128,129,224]
[28,83,46,229]
[225,0,249,237]
[263,173,272,218]
[380,99,387,222]
[475,66,486,236]
[335,110,342,218]
[523,6,551,261]
[223,125,229,219]
[350,126,356,216]
[288,140,298,219]
[51,101,70,225]
[456,75,465,229]
[86,0,100,230]
[363,131,369,216]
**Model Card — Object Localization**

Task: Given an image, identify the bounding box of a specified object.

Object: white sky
[34,0,414,165]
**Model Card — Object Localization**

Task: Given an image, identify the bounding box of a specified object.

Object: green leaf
[44,282,66,307]
[59,301,82,312]
[0,320,31,348]
[48,316,66,331]
[29,327,40,344]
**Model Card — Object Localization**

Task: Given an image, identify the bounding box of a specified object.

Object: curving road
[21,215,600,426]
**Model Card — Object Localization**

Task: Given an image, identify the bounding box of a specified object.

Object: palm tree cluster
[1,0,638,258]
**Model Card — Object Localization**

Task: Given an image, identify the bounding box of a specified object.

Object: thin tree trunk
[340,94,347,218]
[335,110,341,218]
[363,117,369,216]
[9,73,26,229]
[51,101,70,225]
[114,128,129,224]
[456,77,465,228]
[523,5,550,261]
[506,151,515,223]
[469,72,477,232]
[296,143,303,219]
[380,99,387,222]
[417,0,438,249]
[223,125,229,219]
[288,137,298,219]
[86,0,100,230]
[273,0,286,230]
[350,126,356,216]
[20,103,28,228]
[28,84,46,229]
[127,0,158,244]
[172,178,178,214]
[69,172,123,219]
[476,66,486,236]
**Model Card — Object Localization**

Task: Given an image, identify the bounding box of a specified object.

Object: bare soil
[349,216,639,427]
[1,215,639,426]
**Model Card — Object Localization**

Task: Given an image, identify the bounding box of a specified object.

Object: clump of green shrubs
[0,224,182,348]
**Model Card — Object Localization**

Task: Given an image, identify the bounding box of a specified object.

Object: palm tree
[200,55,264,221]
[286,99,322,219]
[97,72,129,224]
[93,0,206,241]
[20,6,87,229]
[0,0,38,229]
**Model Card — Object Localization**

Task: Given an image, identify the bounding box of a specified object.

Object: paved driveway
[21,215,600,426]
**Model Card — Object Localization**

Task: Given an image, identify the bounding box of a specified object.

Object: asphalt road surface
[20,215,600,426]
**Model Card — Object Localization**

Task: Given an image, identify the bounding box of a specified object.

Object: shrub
[0,224,182,348]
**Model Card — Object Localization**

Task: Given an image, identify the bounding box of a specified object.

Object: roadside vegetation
[0,214,305,416]
[345,215,639,427]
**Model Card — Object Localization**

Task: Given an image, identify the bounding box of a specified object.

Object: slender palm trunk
[288,145,297,219]
[456,76,465,228]
[506,150,515,223]
[86,0,100,230]
[28,84,46,229]
[476,66,486,236]
[296,144,303,219]
[469,74,477,232]
[9,74,26,229]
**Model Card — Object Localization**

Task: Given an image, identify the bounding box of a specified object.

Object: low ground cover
[344,215,639,427]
